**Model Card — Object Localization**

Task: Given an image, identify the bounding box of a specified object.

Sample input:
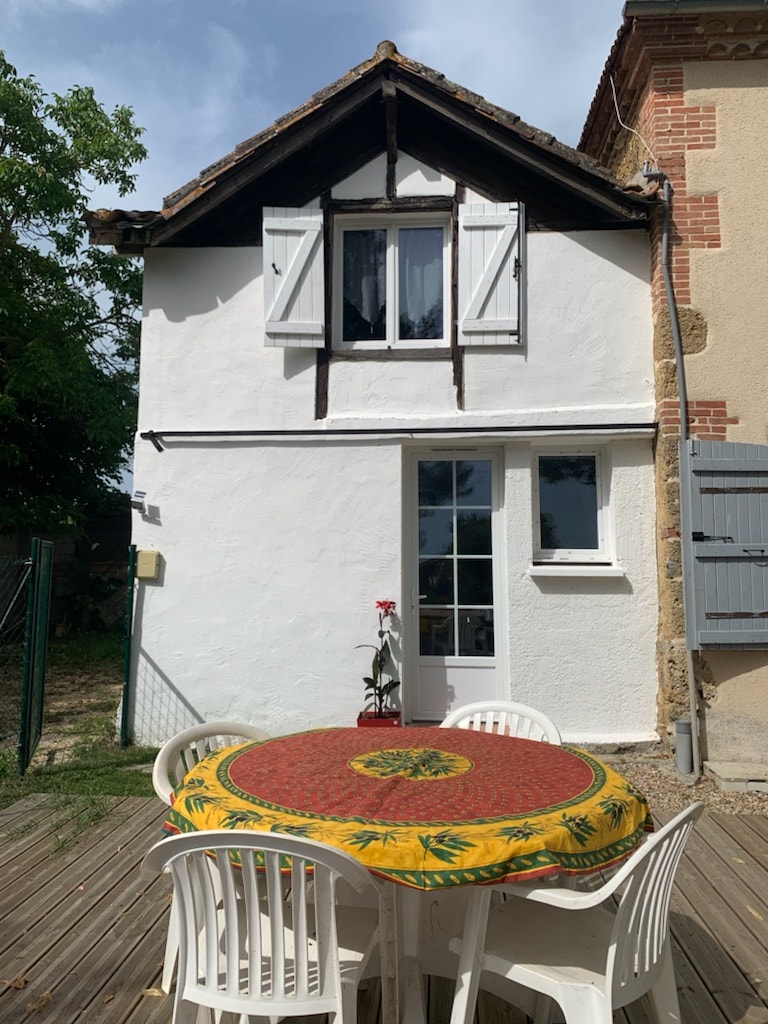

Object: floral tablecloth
[164,726,652,890]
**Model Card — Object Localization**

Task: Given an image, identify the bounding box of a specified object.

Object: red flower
[360,600,400,715]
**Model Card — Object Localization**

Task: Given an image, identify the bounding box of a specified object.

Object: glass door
[410,453,500,719]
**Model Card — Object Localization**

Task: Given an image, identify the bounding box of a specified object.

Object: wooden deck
[0,795,766,1024]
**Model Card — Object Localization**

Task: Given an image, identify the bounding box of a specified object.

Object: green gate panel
[18,538,53,773]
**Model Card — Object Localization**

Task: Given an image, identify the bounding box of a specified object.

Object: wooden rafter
[382,78,398,198]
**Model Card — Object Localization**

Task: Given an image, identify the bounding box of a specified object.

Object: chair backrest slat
[152,720,271,805]
[607,803,702,1004]
[439,701,562,745]
[143,829,378,1018]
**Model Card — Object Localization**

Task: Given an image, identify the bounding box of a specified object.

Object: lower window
[533,451,608,563]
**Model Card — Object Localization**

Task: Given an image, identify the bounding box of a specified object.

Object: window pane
[457,511,491,554]
[458,559,493,605]
[420,558,454,605]
[418,460,453,507]
[458,610,494,657]
[343,230,386,341]
[456,460,492,506]
[398,227,443,340]
[419,509,454,555]
[538,456,598,549]
[420,610,455,656]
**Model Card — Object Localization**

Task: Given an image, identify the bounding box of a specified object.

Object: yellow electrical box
[136,549,161,580]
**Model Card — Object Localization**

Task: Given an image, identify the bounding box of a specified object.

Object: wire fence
[0,555,32,752]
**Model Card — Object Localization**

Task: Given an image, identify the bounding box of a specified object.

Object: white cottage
[92,42,659,746]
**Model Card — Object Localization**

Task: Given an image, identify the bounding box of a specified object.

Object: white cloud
[0,0,628,209]
[195,26,251,143]
[392,0,623,145]
[142,26,280,203]
[6,0,124,19]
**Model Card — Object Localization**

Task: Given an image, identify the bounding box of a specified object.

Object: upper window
[261,203,523,351]
[533,451,608,563]
[334,214,450,350]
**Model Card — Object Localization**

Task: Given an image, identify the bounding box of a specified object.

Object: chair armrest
[492,881,613,910]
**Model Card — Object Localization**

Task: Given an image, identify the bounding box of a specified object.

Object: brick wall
[578,10,768,735]
[636,61,719,312]
[658,399,739,438]
[583,12,768,314]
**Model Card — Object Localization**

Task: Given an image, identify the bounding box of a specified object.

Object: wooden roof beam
[383,78,398,199]
[392,79,649,223]
[152,76,384,246]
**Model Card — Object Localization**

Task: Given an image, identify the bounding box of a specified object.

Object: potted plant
[356,599,402,727]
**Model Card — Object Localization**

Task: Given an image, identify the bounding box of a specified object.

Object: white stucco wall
[129,156,658,747]
[463,230,653,423]
[130,441,404,743]
[332,152,455,199]
[140,230,654,433]
[131,433,657,746]
[503,440,658,743]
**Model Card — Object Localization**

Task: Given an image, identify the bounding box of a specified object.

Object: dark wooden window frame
[316,191,465,419]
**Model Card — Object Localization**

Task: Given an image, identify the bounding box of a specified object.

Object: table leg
[380,883,400,1024]
[399,888,428,1024]
[448,887,493,1024]
[379,885,428,1024]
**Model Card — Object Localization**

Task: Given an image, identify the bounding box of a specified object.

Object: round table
[165,726,652,890]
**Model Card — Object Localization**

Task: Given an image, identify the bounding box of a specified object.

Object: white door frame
[402,446,507,721]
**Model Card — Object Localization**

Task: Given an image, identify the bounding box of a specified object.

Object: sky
[0,0,628,213]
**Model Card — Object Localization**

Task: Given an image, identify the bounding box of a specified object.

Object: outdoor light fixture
[130,490,147,514]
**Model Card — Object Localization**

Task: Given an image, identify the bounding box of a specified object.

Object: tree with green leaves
[0,51,147,535]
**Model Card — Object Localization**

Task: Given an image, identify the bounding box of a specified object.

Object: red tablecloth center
[226,727,596,822]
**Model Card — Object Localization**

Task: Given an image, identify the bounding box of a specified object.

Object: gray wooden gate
[681,440,768,649]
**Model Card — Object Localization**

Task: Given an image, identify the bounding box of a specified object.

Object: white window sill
[527,564,626,578]
[334,341,450,352]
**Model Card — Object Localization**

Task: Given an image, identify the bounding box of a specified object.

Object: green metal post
[120,544,137,747]
[18,538,53,774]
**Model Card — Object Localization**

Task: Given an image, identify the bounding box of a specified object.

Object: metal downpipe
[660,177,701,778]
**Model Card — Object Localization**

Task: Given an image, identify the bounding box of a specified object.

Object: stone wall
[580,9,768,747]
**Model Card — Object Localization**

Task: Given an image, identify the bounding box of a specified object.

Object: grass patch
[0,630,158,815]
[0,736,158,812]
[46,629,125,671]
[49,793,116,852]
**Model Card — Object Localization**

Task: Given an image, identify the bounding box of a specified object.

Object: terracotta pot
[356,710,402,728]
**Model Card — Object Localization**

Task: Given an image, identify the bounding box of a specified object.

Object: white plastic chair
[142,829,381,1024]
[152,720,271,993]
[152,720,271,806]
[448,801,704,1024]
[439,700,562,745]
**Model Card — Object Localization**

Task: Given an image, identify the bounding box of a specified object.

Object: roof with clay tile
[87,40,652,253]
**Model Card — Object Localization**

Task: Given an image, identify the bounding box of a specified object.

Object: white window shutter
[458,202,523,346]
[263,207,325,348]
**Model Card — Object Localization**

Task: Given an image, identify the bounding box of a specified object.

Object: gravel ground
[601,749,768,816]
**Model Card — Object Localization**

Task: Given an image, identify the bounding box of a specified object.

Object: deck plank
[0,798,166,963]
[712,812,768,872]
[0,792,53,834]
[26,875,168,1024]
[670,818,768,1006]
[695,813,768,912]
[0,797,169,1024]
[0,796,765,1024]
[475,988,528,1024]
